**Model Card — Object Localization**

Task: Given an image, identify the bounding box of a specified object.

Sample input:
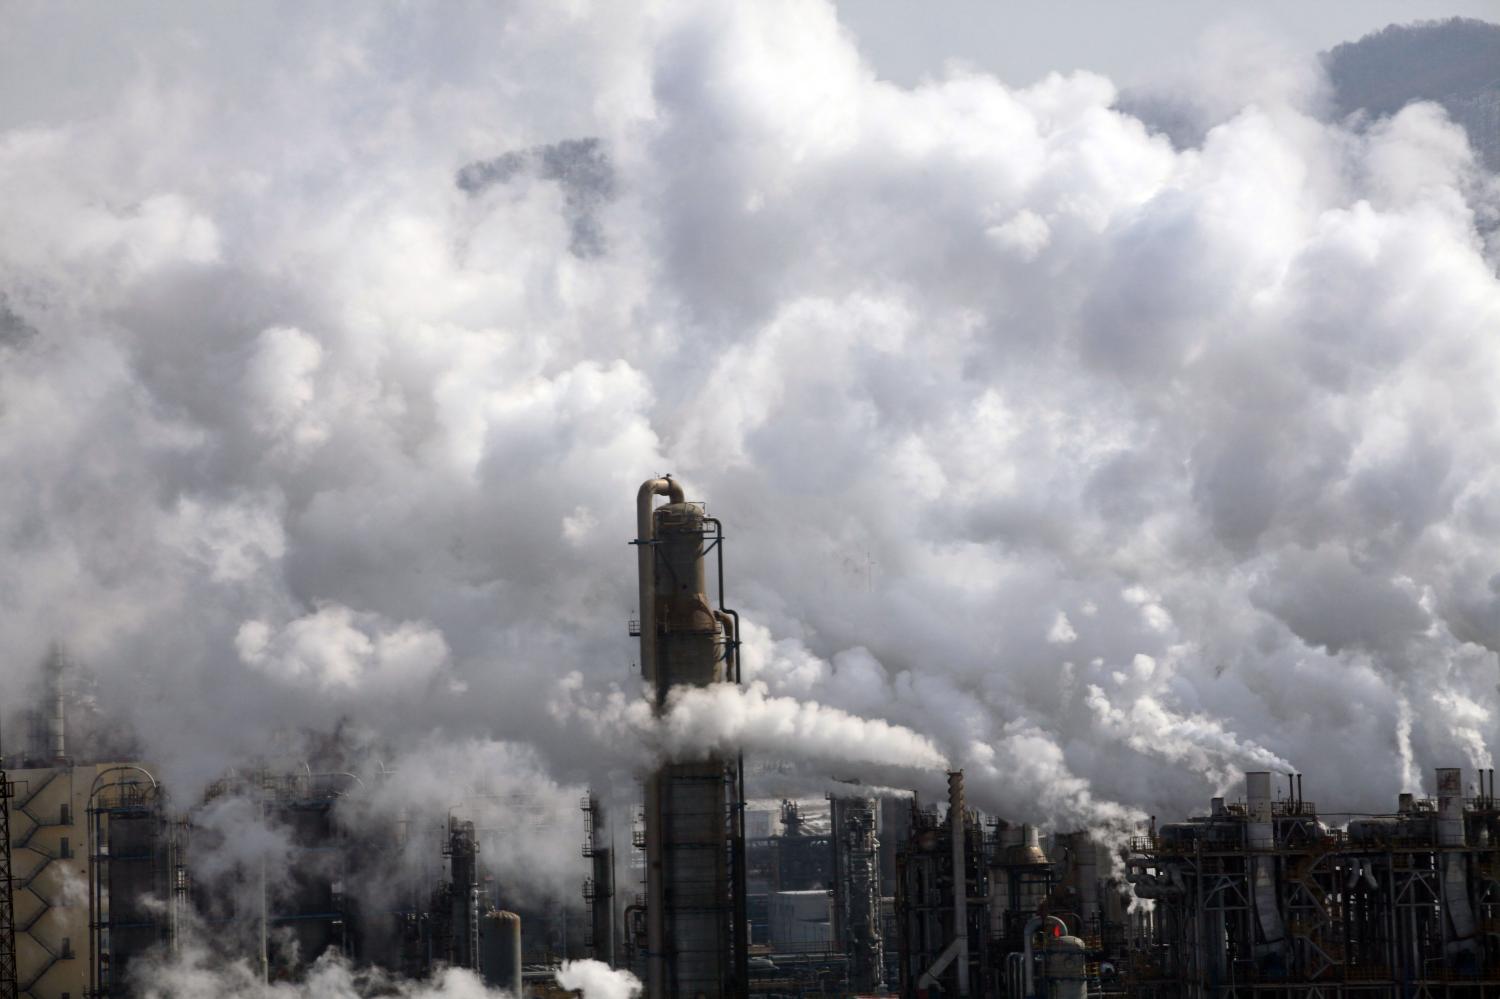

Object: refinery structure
[2,479,1499,999]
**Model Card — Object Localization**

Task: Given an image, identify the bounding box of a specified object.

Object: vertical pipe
[830,796,844,965]
[948,771,969,997]
[637,477,684,707]
[87,790,98,999]
[259,794,270,984]
[708,515,748,999]
[1022,915,1066,998]
[637,477,681,999]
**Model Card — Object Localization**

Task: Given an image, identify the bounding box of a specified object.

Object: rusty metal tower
[634,477,749,999]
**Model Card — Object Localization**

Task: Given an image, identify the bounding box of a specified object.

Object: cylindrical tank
[480,909,522,997]
[1043,935,1088,999]
[651,501,721,694]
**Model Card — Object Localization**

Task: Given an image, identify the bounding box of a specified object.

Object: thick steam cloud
[1,0,1498,894]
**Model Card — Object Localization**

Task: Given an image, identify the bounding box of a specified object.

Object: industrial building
[0,657,170,999]
[0,663,533,997]
[1124,767,1500,999]
[7,479,1500,999]
[885,766,1500,999]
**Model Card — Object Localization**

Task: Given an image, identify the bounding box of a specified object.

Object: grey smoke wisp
[457,138,616,258]
[0,0,1498,923]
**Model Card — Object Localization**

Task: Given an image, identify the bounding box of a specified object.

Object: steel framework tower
[832,794,885,993]
[582,792,616,965]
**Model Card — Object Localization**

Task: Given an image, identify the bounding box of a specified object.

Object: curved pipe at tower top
[636,477,684,705]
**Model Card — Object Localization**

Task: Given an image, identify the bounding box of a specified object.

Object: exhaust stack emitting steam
[634,478,748,998]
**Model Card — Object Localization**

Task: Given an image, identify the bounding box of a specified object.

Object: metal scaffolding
[895,772,989,998]
[582,792,616,965]
[1125,767,1500,999]
[831,793,885,993]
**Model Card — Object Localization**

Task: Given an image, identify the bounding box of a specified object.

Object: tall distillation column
[447,817,480,970]
[636,478,746,999]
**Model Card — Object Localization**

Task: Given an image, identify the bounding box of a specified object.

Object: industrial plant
[2,479,1498,999]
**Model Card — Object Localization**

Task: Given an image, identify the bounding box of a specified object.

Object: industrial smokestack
[1244,772,1285,957]
[39,650,66,763]
[1436,767,1465,847]
[1436,767,1478,957]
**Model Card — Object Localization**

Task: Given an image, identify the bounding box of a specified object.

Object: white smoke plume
[549,670,949,777]
[132,938,509,998]
[0,0,1498,937]
[556,960,644,999]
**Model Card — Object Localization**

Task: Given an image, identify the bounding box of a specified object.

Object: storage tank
[480,909,522,997]
[1042,935,1088,999]
[769,890,832,951]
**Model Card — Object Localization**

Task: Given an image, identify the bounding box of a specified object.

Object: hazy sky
[833,1,1500,87]
[3,3,1500,951]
